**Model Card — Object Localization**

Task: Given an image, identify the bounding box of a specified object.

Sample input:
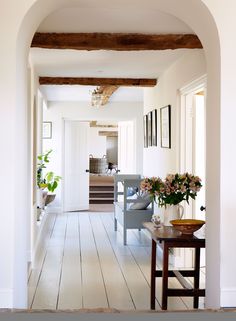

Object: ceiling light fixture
[91,87,106,108]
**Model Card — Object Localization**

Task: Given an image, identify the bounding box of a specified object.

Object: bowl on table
[170,219,205,235]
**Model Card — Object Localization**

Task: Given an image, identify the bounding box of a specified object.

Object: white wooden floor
[28,211,205,310]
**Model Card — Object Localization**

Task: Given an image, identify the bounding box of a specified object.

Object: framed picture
[160,105,171,148]
[148,111,152,146]
[43,121,52,139]
[152,109,157,146]
[143,115,148,148]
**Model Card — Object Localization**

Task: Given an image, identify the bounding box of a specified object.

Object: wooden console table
[143,222,205,310]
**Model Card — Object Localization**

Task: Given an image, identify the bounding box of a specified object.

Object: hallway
[28,211,205,310]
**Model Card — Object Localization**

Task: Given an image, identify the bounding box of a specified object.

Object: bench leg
[114,217,117,231]
[123,227,127,245]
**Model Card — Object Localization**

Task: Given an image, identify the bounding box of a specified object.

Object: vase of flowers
[162,204,184,226]
[140,173,202,226]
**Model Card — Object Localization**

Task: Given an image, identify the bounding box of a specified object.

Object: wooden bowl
[170,219,205,235]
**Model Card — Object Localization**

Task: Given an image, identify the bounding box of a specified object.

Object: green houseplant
[37,150,61,209]
[37,149,52,189]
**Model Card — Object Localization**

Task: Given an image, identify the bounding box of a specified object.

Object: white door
[118,121,136,173]
[64,120,89,211]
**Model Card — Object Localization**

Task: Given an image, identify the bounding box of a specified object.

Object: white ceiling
[31,49,190,79]
[32,6,198,102]
[40,85,143,102]
[38,7,193,34]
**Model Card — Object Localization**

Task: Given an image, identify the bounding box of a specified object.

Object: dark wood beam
[39,77,157,87]
[99,131,118,137]
[32,33,202,51]
[90,121,118,128]
[95,85,119,106]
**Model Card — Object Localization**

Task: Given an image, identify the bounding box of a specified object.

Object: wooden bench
[113,174,154,245]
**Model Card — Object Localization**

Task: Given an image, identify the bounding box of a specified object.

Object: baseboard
[32,211,49,265]
[0,289,13,308]
[221,288,236,307]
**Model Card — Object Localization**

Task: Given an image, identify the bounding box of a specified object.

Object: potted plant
[37,149,61,210]
[44,171,62,206]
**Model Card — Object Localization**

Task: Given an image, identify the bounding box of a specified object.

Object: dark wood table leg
[162,242,169,310]
[151,239,156,310]
[194,247,201,308]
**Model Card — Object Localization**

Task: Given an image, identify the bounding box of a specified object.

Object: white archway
[10,0,221,308]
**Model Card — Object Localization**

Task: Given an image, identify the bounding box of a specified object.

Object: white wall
[89,127,106,158]
[43,101,144,208]
[143,50,206,178]
[106,136,118,164]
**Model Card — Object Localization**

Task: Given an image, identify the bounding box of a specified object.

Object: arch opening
[13,0,221,309]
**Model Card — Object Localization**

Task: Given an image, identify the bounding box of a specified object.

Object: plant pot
[45,193,56,206]
[37,188,48,209]
[163,204,184,226]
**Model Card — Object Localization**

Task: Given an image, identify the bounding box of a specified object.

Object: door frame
[174,75,207,268]
[179,74,207,177]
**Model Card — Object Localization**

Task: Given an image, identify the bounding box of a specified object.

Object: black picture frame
[160,105,171,148]
[143,115,148,148]
[148,111,152,146]
[152,109,157,146]
[43,121,52,139]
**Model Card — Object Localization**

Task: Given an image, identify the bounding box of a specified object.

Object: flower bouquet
[140,173,202,207]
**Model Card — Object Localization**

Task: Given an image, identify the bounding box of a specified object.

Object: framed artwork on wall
[148,111,152,146]
[143,115,148,148]
[43,121,52,139]
[160,105,171,148]
[152,109,157,146]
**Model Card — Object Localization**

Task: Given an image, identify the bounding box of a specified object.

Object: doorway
[179,76,207,268]
[11,0,221,309]
[63,119,136,212]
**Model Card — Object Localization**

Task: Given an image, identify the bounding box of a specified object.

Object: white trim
[32,211,49,266]
[177,74,207,267]
[0,289,13,308]
[179,74,207,95]
[61,118,65,212]
[221,288,236,307]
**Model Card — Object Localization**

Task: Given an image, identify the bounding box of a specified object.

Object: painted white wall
[89,127,107,158]
[118,121,136,174]
[106,136,118,164]
[202,0,236,307]
[143,50,206,177]
[43,101,144,208]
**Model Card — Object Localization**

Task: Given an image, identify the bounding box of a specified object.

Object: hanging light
[91,87,104,108]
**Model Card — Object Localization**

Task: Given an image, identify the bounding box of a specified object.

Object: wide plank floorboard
[57,212,83,309]
[31,213,67,309]
[28,211,205,311]
[89,214,135,310]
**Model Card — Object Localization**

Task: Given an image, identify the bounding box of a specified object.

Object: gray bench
[113,174,154,245]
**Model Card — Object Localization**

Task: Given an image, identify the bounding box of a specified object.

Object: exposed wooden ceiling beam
[90,121,118,128]
[32,33,202,51]
[99,131,118,137]
[95,85,119,106]
[39,77,157,87]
